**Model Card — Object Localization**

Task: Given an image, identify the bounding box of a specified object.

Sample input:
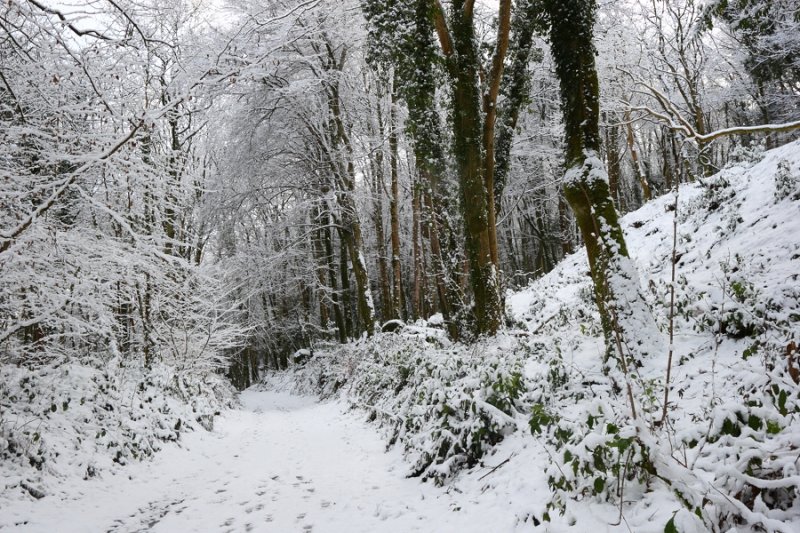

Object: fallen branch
[478,453,515,480]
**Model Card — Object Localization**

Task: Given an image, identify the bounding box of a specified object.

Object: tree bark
[412,178,424,319]
[443,0,503,335]
[544,0,662,367]
[320,207,347,344]
[389,89,405,320]
[624,108,652,202]
[370,107,392,319]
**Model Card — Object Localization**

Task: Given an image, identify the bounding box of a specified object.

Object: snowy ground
[1,390,540,533]
[3,144,797,532]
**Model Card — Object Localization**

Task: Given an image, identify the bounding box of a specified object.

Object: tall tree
[539,0,662,401]
[363,0,543,336]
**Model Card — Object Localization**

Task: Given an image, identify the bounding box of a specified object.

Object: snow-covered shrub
[701,172,736,214]
[660,338,800,531]
[284,332,528,483]
[0,358,234,501]
[726,140,765,168]
[679,253,789,344]
[530,402,654,518]
[774,158,799,202]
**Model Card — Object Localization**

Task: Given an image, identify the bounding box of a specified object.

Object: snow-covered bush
[531,402,654,518]
[0,358,234,501]
[726,141,766,168]
[285,332,528,484]
[774,158,800,202]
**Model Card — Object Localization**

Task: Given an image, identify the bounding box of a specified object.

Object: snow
[1,389,534,532]
[3,141,799,532]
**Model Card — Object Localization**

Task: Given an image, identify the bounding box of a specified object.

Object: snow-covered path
[2,390,519,533]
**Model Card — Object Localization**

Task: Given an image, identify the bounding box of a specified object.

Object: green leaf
[747,415,762,431]
[766,420,782,435]
[664,516,678,533]
[721,418,740,437]
[742,341,759,360]
[777,389,788,416]
[529,403,553,435]
[593,476,605,494]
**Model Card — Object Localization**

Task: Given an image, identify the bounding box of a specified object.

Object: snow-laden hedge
[0,359,233,501]
[283,331,530,484]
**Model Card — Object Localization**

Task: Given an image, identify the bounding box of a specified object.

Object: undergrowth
[288,333,530,484]
[0,358,233,501]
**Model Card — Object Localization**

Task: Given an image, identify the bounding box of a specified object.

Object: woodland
[1,0,800,531]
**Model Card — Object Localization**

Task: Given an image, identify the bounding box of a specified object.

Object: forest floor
[1,389,515,533]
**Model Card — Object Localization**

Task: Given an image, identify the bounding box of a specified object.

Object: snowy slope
[2,143,797,532]
[501,140,800,531]
[290,140,800,532]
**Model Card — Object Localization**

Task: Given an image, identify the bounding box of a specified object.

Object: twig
[660,186,680,425]
[478,453,515,480]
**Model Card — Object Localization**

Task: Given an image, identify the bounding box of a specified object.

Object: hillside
[281,141,800,532]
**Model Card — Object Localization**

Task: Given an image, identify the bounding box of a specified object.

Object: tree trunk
[339,212,376,336]
[422,177,458,338]
[370,131,392,320]
[624,108,652,202]
[604,111,624,211]
[493,0,541,213]
[412,179,424,320]
[389,90,405,320]
[558,194,574,256]
[337,231,354,338]
[312,208,330,332]
[321,208,347,344]
[545,0,662,370]
[447,1,502,336]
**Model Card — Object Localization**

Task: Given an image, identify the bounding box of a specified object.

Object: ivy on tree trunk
[543,0,663,369]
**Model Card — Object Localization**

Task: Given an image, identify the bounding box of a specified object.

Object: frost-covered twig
[661,186,680,425]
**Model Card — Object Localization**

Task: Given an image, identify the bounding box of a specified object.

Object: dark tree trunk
[544,0,662,368]
[370,132,392,320]
[446,0,503,335]
[388,90,405,320]
[321,208,347,344]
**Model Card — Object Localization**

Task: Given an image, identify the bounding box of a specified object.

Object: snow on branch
[619,68,800,145]
[0,120,144,255]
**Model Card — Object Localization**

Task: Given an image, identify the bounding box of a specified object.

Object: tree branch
[0,120,144,254]
[26,0,112,40]
[432,0,454,58]
[464,0,476,19]
[486,0,512,107]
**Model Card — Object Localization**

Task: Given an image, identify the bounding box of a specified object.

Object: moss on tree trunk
[544,3,665,425]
